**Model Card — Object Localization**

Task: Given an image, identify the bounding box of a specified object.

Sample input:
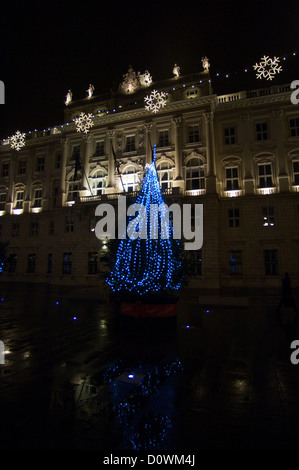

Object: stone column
[204,111,216,193]
[6,152,17,214]
[106,129,116,193]
[272,109,289,192]
[172,116,184,191]
[240,114,254,195]
[60,137,69,206]
[144,122,153,164]
[82,135,93,196]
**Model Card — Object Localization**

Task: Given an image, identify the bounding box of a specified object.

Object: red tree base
[121,301,177,319]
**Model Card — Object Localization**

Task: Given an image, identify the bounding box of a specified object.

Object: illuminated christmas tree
[106,145,183,307]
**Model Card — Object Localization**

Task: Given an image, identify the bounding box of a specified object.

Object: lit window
[262,206,275,226]
[186,158,205,190]
[33,189,42,207]
[15,191,24,209]
[92,170,107,195]
[225,167,239,190]
[157,162,173,191]
[122,165,138,193]
[258,163,273,188]
[68,181,81,200]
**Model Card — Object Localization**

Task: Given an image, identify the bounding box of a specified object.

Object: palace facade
[0,65,298,292]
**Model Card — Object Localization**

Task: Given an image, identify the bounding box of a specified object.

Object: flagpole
[110,140,126,193]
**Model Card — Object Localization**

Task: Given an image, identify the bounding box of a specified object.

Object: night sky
[0,0,298,140]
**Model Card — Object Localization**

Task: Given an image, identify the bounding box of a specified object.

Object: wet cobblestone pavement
[1,282,299,451]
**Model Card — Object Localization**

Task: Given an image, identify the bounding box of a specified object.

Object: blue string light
[106,144,183,296]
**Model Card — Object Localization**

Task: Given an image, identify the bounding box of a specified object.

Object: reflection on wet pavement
[1,282,299,450]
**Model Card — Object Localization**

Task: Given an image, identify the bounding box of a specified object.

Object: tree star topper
[144,90,167,113]
[253,55,282,81]
[10,130,26,151]
[74,112,94,134]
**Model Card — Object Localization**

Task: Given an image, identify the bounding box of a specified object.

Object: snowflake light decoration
[74,112,94,134]
[144,90,167,113]
[10,130,26,151]
[253,55,282,81]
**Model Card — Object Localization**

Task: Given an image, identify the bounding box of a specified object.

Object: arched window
[92,170,107,195]
[186,157,205,190]
[157,161,173,191]
[122,165,139,192]
[67,174,81,201]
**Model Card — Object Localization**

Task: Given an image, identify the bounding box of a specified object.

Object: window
[68,181,81,200]
[92,170,107,195]
[228,208,240,227]
[157,162,173,191]
[55,154,61,169]
[66,215,74,232]
[0,193,6,210]
[15,191,24,209]
[264,249,279,275]
[224,127,236,145]
[262,206,275,226]
[188,125,200,143]
[186,158,205,190]
[63,252,72,274]
[225,167,239,190]
[292,161,299,185]
[18,160,26,174]
[188,249,202,276]
[12,223,20,237]
[53,186,59,207]
[122,166,138,192]
[289,118,299,137]
[27,254,36,273]
[30,221,38,236]
[229,250,243,275]
[36,157,45,172]
[88,252,98,274]
[47,254,52,274]
[49,220,54,235]
[95,140,105,157]
[33,189,42,207]
[256,122,268,141]
[2,163,9,177]
[7,254,17,273]
[158,130,169,147]
[258,163,273,188]
[125,135,135,152]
